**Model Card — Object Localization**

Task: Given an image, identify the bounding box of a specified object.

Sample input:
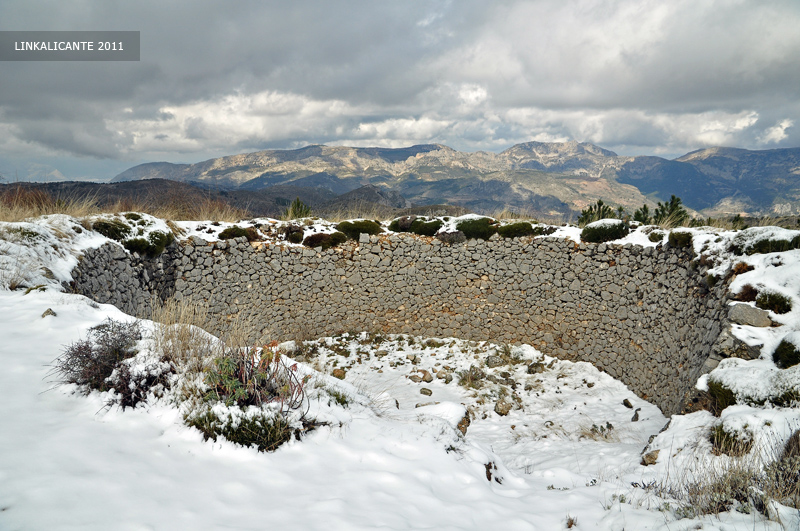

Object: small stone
[486,355,505,368]
[420,388,433,396]
[41,308,57,318]
[527,362,545,374]
[641,450,660,466]
[420,370,433,383]
[408,375,423,383]
[494,399,512,416]
[332,368,346,380]
[631,408,641,422]
[622,398,633,409]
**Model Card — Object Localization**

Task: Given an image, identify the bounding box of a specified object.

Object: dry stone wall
[69,232,730,415]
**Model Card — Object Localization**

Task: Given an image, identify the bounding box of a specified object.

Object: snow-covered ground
[1,213,799,530]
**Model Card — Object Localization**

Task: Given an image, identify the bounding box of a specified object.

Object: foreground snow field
[1,214,799,530]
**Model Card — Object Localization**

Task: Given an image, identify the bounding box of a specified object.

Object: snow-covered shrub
[773,334,800,369]
[185,344,311,452]
[668,230,693,248]
[709,423,753,457]
[755,291,792,314]
[52,319,141,392]
[185,406,294,452]
[580,219,629,243]
[729,226,800,255]
[336,220,382,240]
[456,217,498,240]
[302,231,346,250]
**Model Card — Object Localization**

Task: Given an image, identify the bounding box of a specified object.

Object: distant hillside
[111,141,800,218]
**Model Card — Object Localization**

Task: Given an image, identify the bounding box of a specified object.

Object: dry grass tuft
[0,185,99,221]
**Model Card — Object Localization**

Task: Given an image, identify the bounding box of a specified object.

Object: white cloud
[758,119,794,145]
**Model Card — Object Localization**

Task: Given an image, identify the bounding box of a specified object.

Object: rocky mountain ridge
[112,141,800,218]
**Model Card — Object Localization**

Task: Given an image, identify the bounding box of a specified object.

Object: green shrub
[409,219,443,236]
[123,230,175,257]
[580,220,629,243]
[279,224,304,243]
[336,220,383,240]
[456,217,497,240]
[707,378,736,415]
[773,339,800,369]
[219,226,248,240]
[578,199,617,226]
[124,212,142,221]
[283,197,311,219]
[52,319,141,392]
[303,231,347,250]
[93,219,132,241]
[123,238,150,255]
[531,225,557,237]
[668,230,693,248]
[706,274,720,288]
[185,407,293,452]
[648,231,665,243]
[755,291,792,314]
[497,222,534,238]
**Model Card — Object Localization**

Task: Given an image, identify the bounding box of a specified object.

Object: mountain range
[102,141,800,219]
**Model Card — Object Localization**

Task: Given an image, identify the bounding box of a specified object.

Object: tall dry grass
[0,184,246,223]
[0,185,99,222]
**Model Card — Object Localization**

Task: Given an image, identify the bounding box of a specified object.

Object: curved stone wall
[69,233,730,415]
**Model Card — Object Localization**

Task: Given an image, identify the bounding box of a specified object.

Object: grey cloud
[0,0,798,179]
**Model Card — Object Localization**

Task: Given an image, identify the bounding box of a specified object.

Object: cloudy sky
[1,0,799,181]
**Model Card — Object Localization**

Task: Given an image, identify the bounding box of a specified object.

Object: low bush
[668,230,693,248]
[409,219,443,237]
[648,230,665,243]
[531,225,557,237]
[773,338,800,369]
[185,407,293,452]
[580,219,629,243]
[497,222,533,238]
[336,220,383,240]
[203,347,309,412]
[219,225,259,241]
[92,219,132,241]
[52,319,141,392]
[303,231,347,250]
[388,215,416,232]
[733,262,754,275]
[710,424,753,457]
[456,217,497,240]
[123,230,174,257]
[707,378,736,415]
[755,291,792,314]
[735,283,758,302]
[279,224,304,243]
